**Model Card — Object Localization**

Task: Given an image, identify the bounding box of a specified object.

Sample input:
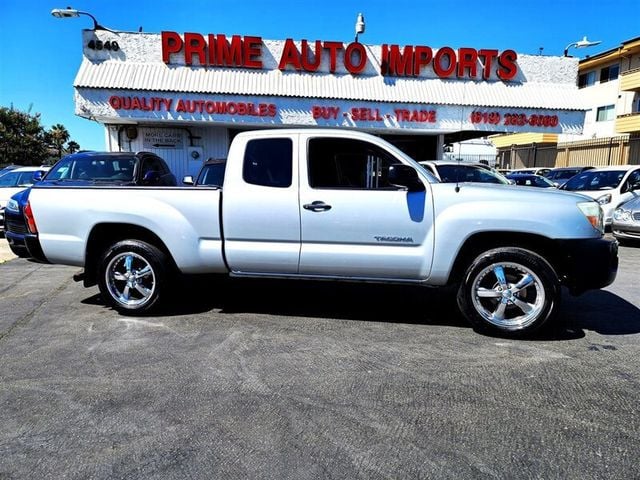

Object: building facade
[493,36,640,169]
[73,28,586,180]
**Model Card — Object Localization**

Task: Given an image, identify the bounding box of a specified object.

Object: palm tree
[66,140,80,154]
[49,124,70,159]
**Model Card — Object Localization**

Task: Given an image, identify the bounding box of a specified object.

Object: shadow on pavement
[562,289,640,336]
[83,276,467,328]
[81,277,640,339]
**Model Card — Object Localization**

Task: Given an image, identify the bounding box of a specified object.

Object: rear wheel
[457,247,560,337]
[97,240,167,314]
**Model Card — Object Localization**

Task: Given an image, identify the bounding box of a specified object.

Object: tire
[456,247,560,337]
[97,240,168,314]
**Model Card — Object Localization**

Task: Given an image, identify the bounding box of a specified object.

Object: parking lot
[0,239,639,479]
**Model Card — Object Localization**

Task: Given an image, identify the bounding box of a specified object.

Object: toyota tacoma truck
[5,129,618,337]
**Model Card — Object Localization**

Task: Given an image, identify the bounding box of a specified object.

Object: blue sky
[0,0,638,151]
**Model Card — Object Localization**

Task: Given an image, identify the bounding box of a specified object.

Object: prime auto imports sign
[161,32,519,81]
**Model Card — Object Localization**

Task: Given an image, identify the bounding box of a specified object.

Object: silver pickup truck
[8,129,618,337]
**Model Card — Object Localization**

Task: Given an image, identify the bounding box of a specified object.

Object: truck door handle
[303,201,332,212]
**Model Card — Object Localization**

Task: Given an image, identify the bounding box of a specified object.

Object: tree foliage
[0,106,80,166]
[49,123,71,159]
[0,106,49,166]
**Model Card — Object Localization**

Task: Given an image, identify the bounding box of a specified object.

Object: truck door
[222,135,300,274]
[298,135,434,280]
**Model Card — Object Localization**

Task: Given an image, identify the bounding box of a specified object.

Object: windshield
[561,170,626,191]
[46,156,136,182]
[0,170,39,187]
[436,165,510,184]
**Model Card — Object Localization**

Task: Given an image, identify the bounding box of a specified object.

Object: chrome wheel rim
[105,252,156,308]
[471,262,545,330]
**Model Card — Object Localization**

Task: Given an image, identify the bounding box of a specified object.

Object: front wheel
[97,240,168,314]
[457,247,560,337]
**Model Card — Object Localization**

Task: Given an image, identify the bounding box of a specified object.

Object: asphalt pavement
[0,241,639,479]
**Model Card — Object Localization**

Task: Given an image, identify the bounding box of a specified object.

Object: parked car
[560,165,640,225]
[419,161,511,184]
[506,174,556,188]
[0,166,50,231]
[544,166,595,187]
[0,164,20,175]
[4,151,176,256]
[43,151,177,186]
[183,158,227,187]
[612,196,640,244]
[509,167,552,177]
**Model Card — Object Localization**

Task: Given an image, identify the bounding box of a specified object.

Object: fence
[497,134,640,169]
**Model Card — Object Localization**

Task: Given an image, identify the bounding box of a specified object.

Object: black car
[183,158,227,187]
[4,151,177,258]
[43,151,177,186]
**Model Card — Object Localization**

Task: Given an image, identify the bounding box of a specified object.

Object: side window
[243,138,293,188]
[308,138,398,190]
[626,170,640,189]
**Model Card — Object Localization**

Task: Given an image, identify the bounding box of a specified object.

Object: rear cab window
[243,138,293,188]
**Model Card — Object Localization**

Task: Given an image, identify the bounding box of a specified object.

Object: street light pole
[564,36,602,57]
[50,7,113,31]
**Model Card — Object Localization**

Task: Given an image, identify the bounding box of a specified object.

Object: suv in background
[183,158,227,187]
[43,151,176,186]
[4,151,176,257]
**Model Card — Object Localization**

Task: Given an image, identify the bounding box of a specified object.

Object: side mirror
[183,175,194,185]
[32,170,45,183]
[142,171,161,185]
[388,164,424,192]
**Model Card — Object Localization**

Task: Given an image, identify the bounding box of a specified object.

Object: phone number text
[470,111,559,127]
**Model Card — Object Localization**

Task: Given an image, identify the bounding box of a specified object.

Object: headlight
[597,193,612,205]
[6,199,19,213]
[577,201,604,233]
[613,208,632,223]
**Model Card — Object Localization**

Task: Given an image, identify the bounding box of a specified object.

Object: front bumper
[4,210,48,262]
[612,220,640,241]
[555,238,618,295]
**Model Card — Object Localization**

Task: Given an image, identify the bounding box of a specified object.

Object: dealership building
[72,28,587,179]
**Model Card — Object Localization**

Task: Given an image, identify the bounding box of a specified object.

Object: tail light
[24,201,38,234]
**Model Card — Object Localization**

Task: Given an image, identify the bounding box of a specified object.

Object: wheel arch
[446,231,562,287]
[84,223,177,287]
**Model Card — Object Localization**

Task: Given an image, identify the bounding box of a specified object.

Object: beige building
[493,36,640,169]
